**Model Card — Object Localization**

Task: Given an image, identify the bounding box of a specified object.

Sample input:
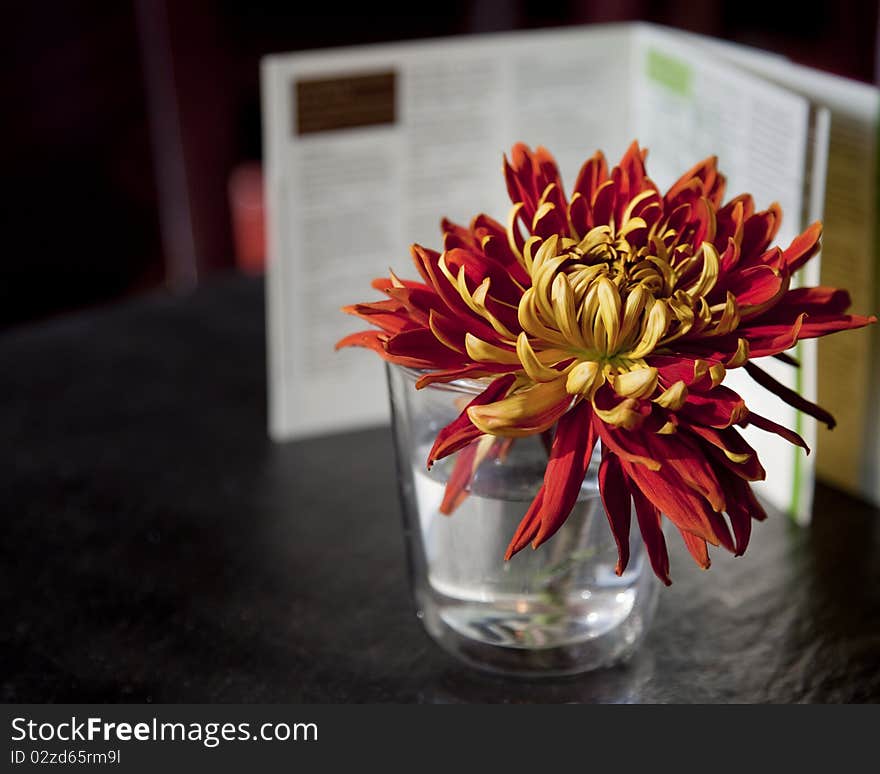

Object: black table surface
[2,275,879,703]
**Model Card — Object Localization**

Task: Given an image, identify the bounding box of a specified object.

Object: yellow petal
[551,273,582,345]
[712,291,740,336]
[687,242,721,298]
[628,299,670,359]
[428,310,465,353]
[722,448,752,464]
[507,203,527,271]
[516,332,562,383]
[726,337,750,368]
[709,363,726,387]
[565,360,604,396]
[521,235,542,274]
[654,380,688,410]
[531,234,560,276]
[531,201,556,232]
[666,294,695,340]
[472,433,497,470]
[467,378,572,437]
[464,333,520,364]
[595,275,622,353]
[621,190,657,225]
[593,397,646,430]
[578,284,600,349]
[612,367,658,399]
[620,284,648,346]
[518,288,568,346]
[471,278,518,339]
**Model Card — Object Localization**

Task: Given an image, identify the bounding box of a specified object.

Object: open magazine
[261,22,879,520]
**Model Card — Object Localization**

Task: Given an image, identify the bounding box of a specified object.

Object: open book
[261,22,880,520]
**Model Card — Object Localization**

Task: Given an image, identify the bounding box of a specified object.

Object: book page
[632,25,820,522]
[262,26,635,440]
[667,26,880,507]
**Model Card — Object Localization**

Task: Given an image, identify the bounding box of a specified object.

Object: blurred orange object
[228,162,265,274]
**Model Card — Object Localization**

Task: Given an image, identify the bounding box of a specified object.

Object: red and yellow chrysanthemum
[338,142,876,584]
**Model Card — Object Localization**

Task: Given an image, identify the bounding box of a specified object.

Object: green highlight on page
[646,49,693,96]
[791,341,804,522]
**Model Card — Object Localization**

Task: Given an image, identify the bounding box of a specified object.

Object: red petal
[342,300,419,335]
[748,287,876,339]
[504,143,564,222]
[643,430,728,514]
[727,265,788,315]
[630,484,671,585]
[714,196,747,259]
[683,423,765,481]
[665,155,723,208]
[679,529,711,569]
[532,402,597,548]
[598,447,632,576]
[595,421,662,470]
[473,213,531,286]
[622,458,724,546]
[371,275,431,293]
[505,487,544,560]
[439,442,478,515]
[384,328,465,369]
[532,199,568,239]
[678,386,748,428]
[573,152,608,208]
[427,310,468,353]
[736,313,806,358]
[444,247,524,306]
[505,144,537,204]
[755,287,852,325]
[427,374,517,466]
[716,467,765,555]
[618,140,651,194]
[569,193,591,235]
[414,363,518,389]
[409,245,505,343]
[739,204,781,265]
[796,314,877,339]
[780,221,822,272]
[650,355,725,392]
[743,411,810,452]
[591,179,616,226]
[441,217,479,250]
[612,165,631,226]
[410,244,442,287]
[384,285,448,325]
[774,351,800,367]
[335,330,388,355]
[691,196,717,246]
[743,360,836,429]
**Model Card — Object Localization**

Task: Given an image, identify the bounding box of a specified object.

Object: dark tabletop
[2,275,879,703]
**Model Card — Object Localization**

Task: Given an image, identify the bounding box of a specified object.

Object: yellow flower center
[459,193,754,430]
[515,203,748,405]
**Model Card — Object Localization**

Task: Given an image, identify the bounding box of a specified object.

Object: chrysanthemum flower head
[339,141,876,584]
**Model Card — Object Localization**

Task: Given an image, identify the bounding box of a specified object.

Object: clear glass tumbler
[387,364,659,677]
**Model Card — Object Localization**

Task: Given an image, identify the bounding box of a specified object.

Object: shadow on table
[419,650,656,704]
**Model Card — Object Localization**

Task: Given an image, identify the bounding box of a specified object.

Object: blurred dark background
[2,0,877,328]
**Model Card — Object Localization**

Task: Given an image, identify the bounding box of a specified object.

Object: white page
[630,25,820,522]
[263,22,846,524]
[262,25,635,440]
[664,24,880,507]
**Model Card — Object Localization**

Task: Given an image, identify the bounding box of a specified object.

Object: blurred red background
[2,0,877,327]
